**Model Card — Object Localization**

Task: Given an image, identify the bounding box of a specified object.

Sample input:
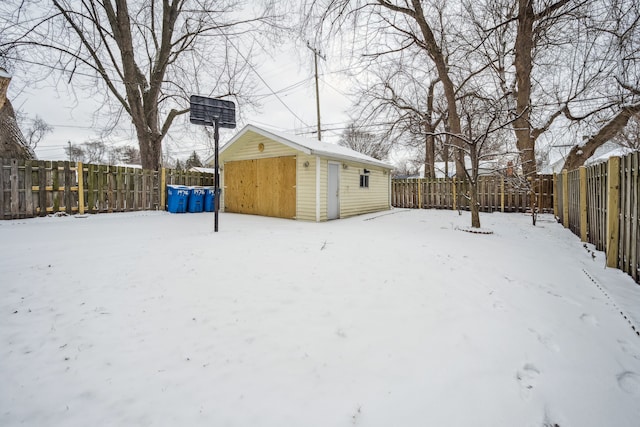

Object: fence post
[606,157,621,268]
[452,177,457,211]
[579,166,588,242]
[553,173,558,218]
[77,162,85,214]
[10,159,19,218]
[500,178,505,213]
[160,168,167,211]
[562,169,569,228]
[418,178,422,209]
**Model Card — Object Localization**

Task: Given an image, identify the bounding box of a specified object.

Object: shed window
[359,174,369,188]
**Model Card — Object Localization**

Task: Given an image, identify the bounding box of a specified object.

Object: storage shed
[206,124,393,221]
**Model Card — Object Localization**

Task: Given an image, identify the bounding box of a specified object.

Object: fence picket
[0,157,215,219]
[391,175,555,213]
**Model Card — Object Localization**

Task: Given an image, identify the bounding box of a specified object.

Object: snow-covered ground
[1,209,640,427]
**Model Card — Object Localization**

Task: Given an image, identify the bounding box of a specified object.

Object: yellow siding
[295,154,318,221]
[218,130,299,162]
[213,130,391,221]
[338,162,390,219]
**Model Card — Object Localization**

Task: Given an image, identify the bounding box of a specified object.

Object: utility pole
[306,42,325,141]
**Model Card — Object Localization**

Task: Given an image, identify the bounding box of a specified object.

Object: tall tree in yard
[561,0,640,170]
[306,0,469,177]
[0,68,34,160]
[339,123,390,161]
[185,150,203,169]
[0,1,279,170]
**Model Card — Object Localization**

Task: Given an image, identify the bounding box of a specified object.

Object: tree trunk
[138,131,162,171]
[424,131,435,178]
[407,0,466,177]
[0,70,34,160]
[563,103,640,171]
[469,183,481,228]
[513,0,537,178]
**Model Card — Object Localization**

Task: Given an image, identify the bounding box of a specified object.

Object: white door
[327,163,339,220]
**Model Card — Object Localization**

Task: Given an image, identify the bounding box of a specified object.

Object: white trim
[315,156,321,222]
[388,172,392,208]
[327,161,341,220]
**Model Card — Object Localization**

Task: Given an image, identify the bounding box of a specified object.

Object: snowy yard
[1,209,640,427]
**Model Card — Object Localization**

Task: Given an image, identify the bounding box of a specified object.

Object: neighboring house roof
[545,145,637,173]
[586,146,636,165]
[115,163,142,169]
[541,157,565,174]
[209,124,393,169]
[419,160,500,178]
[189,166,216,174]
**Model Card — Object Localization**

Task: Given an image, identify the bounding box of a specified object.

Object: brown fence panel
[556,172,565,225]
[618,152,639,282]
[392,175,554,213]
[567,169,581,237]
[0,158,216,219]
[586,162,608,251]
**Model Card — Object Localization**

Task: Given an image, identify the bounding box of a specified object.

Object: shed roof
[212,124,393,169]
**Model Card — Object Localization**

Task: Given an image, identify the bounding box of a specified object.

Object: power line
[220,33,310,127]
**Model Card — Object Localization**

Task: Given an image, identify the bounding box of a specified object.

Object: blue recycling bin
[188,187,206,213]
[204,187,221,212]
[167,185,190,213]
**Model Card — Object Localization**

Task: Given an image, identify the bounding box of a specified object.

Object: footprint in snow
[516,363,540,400]
[616,371,640,395]
[492,300,505,311]
[528,328,560,352]
[579,313,599,326]
[618,339,640,361]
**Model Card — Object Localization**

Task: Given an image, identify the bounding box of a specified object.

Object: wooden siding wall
[0,158,213,219]
[392,175,554,213]
[340,163,390,218]
[556,152,639,284]
[223,157,296,218]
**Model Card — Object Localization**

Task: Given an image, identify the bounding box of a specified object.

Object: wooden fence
[0,158,214,219]
[556,152,639,284]
[391,175,554,213]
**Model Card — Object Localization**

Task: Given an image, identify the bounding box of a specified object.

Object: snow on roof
[216,124,393,169]
[585,146,636,165]
[0,68,11,78]
[189,166,217,174]
[114,163,142,169]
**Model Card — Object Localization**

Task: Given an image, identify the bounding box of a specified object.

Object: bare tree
[0,68,34,159]
[557,0,639,169]
[1,1,281,170]
[351,59,445,177]
[184,150,203,169]
[64,142,85,162]
[16,113,53,152]
[441,89,516,227]
[612,115,640,150]
[306,0,474,177]
[339,123,390,160]
[121,146,141,165]
[27,116,52,152]
[468,0,587,177]
[83,140,107,164]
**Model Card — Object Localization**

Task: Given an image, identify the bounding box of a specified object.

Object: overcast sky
[9,38,359,164]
